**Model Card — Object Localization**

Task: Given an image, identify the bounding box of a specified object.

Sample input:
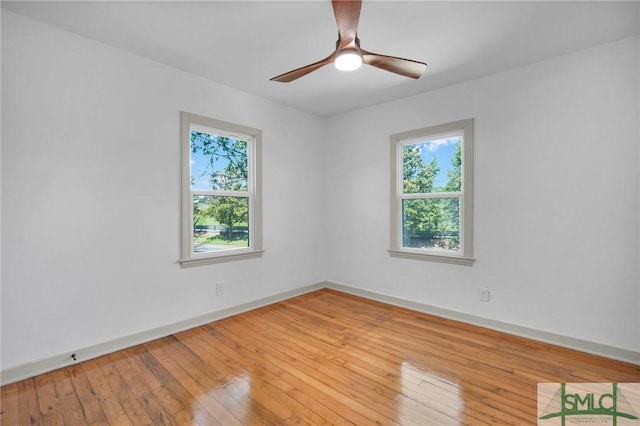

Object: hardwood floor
[2,289,639,425]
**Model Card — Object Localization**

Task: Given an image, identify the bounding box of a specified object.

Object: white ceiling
[3,1,639,117]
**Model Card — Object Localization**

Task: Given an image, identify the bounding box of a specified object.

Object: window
[180,112,263,267]
[389,119,474,265]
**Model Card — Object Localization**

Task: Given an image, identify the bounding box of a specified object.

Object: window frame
[389,118,474,266]
[180,112,263,267]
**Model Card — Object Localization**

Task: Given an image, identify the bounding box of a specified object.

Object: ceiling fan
[270,0,427,83]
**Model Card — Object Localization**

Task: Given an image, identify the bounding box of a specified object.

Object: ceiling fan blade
[270,52,336,82]
[361,50,427,79]
[332,0,362,47]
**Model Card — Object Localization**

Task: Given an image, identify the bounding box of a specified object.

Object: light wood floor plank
[203,323,376,424]
[94,352,154,425]
[150,337,247,425]
[50,368,85,425]
[2,289,639,425]
[80,359,133,426]
[34,373,65,426]
[17,378,42,426]
[1,383,20,426]
[67,364,109,425]
[216,319,408,424]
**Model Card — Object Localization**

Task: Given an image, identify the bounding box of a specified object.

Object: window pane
[402,198,460,252]
[403,136,462,194]
[193,195,249,254]
[191,131,248,191]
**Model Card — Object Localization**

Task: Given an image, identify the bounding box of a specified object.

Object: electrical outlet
[478,287,491,302]
[216,283,223,296]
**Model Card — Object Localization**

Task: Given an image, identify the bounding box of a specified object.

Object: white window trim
[180,112,263,267]
[389,118,474,266]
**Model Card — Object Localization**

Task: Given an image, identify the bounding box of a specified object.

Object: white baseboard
[325,281,640,366]
[3,280,638,385]
[0,282,325,386]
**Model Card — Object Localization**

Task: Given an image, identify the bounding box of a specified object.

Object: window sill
[180,250,264,268]
[388,249,474,266]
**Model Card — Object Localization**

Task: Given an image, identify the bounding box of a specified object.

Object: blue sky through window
[416,136,461,189]
[191,148,228,190]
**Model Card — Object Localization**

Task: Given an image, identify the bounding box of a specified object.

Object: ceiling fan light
[335,50,362,71]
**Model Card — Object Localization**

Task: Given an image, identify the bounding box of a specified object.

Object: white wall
[1,11,327,371]
[0,7,3,375]
[325,36,640,352]
[638,7,640,350]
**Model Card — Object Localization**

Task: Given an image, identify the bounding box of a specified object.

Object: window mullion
[401,191,462,200]
[192,189,249,198]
